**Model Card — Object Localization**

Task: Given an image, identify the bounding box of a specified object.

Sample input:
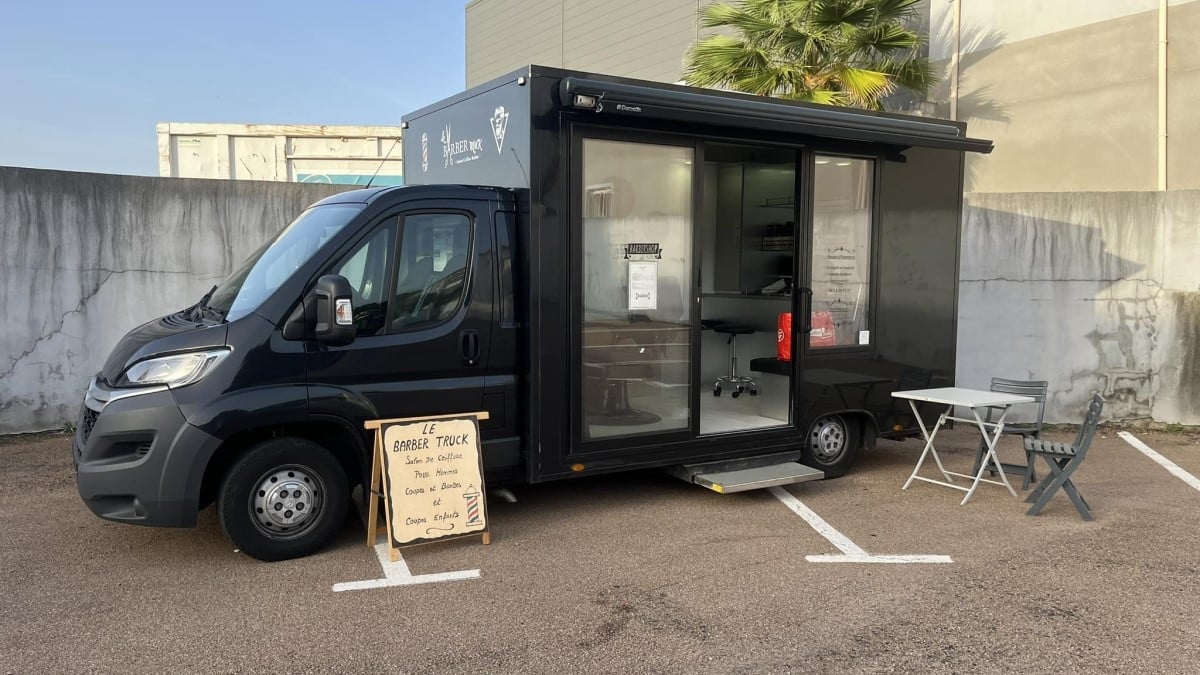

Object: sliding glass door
[579,138,694,441]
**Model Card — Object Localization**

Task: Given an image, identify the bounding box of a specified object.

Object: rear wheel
[217,437,349,562]
[802,414,861,478]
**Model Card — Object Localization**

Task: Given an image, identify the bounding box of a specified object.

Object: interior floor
[587,384,787,439]
[699,394,788,435]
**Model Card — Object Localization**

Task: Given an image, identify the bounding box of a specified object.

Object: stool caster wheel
[713,387,722,397]
[749,389,758,396]
[731,390,741,399]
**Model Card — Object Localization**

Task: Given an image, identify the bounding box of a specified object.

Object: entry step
[665,452,825,493]
[693,462,824,493]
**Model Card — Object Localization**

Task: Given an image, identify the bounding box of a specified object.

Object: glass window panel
[811,156,873,349]
[333,220,394,336]
[581,139,693,440]
[390,213,472,332]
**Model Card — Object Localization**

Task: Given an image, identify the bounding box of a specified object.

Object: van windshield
[207,203,365,321]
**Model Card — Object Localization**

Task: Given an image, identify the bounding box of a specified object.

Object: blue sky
[0,0,468,176]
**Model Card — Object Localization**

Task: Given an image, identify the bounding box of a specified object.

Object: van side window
[334,220,395,336]
[391,213,472,332]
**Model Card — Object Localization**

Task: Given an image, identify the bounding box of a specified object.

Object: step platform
[666,453,824,493]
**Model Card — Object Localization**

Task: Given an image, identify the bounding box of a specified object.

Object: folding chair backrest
[1072,394,1106,458]
[988,377,1048,428]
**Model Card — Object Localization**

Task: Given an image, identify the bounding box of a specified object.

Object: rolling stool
[712,324,758,398]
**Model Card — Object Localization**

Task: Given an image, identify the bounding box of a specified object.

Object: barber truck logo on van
[420,132,429,173]
[440,124,484,168]
[490,106,509,153]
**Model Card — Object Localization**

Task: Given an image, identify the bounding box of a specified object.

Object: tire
[801,415,861,479]
[217,437,349,562]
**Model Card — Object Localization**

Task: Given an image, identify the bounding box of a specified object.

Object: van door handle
[460,329,480,366]
[798,287,814,334]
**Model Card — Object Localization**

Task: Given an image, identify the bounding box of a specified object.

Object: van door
[306,200,495,435]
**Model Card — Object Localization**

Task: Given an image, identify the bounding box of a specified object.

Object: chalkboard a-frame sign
[364,412,491,561]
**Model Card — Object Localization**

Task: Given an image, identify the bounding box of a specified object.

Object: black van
[74,66,991,560]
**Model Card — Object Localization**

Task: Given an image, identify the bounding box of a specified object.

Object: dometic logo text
[615,104,642,113]
[441,125,484,168]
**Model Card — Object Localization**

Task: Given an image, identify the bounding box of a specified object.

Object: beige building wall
[1167,1,1200,191]
[933,0,1199,192]
[466,0,709,86]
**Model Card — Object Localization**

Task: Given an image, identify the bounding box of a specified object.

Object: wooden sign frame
[364,412,490,562]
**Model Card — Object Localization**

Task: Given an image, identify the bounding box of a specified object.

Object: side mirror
[312,274,356,346]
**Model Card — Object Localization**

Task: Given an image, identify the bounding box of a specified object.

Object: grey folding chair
[1024,394,1105,521]
[970,378,1049,489]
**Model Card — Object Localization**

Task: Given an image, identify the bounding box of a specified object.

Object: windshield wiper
[191,285,218,321]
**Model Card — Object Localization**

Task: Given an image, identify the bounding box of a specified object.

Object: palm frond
[873,55,938,95]
[869,0,923,22]
[832,64,895,105]
[684,35,771,89]
[701,1,784,39]
[850,22,921,55]
[812,0,875,29]
[786,88,849,106]
[685,0,935,109]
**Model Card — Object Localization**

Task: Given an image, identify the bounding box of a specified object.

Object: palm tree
[683,0,937,110]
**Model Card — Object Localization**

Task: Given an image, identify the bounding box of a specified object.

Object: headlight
[117,349,230,388]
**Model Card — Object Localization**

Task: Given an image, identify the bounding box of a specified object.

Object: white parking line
[768,486,953,564]
[1119,431,1200,493]
[331,543,481,592]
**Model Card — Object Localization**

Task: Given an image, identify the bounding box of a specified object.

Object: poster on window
[628,261,658,310]
[810,213,871,347]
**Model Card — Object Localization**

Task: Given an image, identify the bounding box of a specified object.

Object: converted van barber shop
[74,65,992,560]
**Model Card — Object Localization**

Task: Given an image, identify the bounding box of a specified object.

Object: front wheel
[801,415,861,478]
[217,437,349,562]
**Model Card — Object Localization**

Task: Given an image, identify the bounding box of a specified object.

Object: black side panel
[402,76,532,188]
[524,75,570,482]
[874,147,964,387]
[480,209,522,475]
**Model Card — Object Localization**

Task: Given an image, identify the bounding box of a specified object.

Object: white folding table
[892,387,1035,505]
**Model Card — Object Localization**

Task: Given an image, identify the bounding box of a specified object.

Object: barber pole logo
[420,132,429,173]
[463,485,481,525]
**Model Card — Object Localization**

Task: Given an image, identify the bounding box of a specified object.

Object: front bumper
[74,379,220,528]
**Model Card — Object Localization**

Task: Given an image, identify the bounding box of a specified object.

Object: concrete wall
[957,190,1200,425]
[0,167,350,434]
[3,168,1197,432]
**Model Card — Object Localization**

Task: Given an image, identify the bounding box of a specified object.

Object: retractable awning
[558,77,992,154]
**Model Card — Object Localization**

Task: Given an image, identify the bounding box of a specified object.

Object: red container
[777,312,792,362]
[810,310,837,348]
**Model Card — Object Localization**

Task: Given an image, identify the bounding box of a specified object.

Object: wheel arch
[802,408,880,478]
[803,408,879,449]
[199,415,368,509]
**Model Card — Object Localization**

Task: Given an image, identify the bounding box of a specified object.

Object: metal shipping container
[156,122,404,186]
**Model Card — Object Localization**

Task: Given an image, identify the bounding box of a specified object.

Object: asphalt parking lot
[3,426,1200,673]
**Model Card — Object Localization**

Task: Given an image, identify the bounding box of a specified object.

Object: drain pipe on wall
[1158,0,1168,191]
[950,0,961,121]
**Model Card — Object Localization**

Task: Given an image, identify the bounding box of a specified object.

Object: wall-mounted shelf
[760,196,795,209]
